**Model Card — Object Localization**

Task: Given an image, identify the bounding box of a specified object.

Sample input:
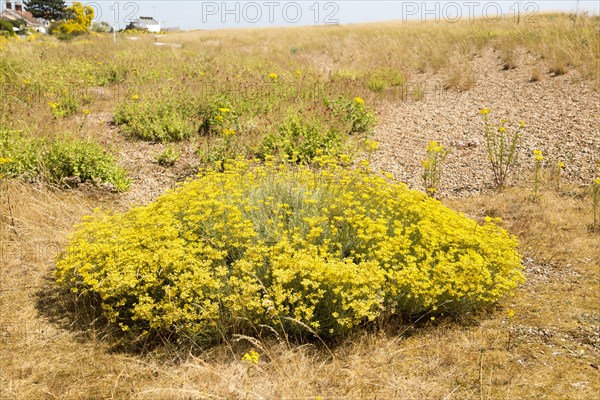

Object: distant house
[127,16,160,33]
[0,1,47,33]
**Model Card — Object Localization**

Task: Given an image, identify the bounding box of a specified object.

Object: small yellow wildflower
[0,157,12,165]
[354,97,365,105]
[131,94,139,101]
[214,115,224,122]
[498,126,506,133]
[594,178,600,185]
[339,154,351,164]
[22,79,30,85]
[532,149,544,161]
[296,70,302,76]
[218,107,230,114]
[222,128,236,136]
[506,309,515,319]
[268,72,278,80]
[48,101,58,109]
[519,120,526,128]
[365,140,379,152]
[82,109,91,115]
[479,108,491,115]
[426,141,444,153]
[242,349,260,365]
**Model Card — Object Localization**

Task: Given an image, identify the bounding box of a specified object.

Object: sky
[61,1,600,30]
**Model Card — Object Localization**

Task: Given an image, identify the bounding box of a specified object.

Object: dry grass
[2,178,599,399]
[1,13,599,400]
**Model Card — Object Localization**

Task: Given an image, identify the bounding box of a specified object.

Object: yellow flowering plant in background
[242,349,260,365]
[532,149,544,201]
[479,108,525,189]
[55,158,524,345]
[0,156,12,179]
[555,160,566,191]
[593,169,600,232]
[421,141,451,197]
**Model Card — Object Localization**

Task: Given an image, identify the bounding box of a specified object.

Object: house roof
[132,16,159,28]
[0,8,44,27]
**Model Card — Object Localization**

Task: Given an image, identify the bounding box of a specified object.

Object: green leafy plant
[258,116,341,163]
[155,145,180,167]
[0,129,129,191]
[328,97,376,136]
[365,68,406,92]
[114,96,200,142]
[479,108,525,189]
[48,90,79,119]
[0,130,41,180]
[197,128,243,170]
[199,103,238,136]
[41,139,130,191]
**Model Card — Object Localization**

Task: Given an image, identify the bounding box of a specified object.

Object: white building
[128,16,160,33]
[0,1,47,33]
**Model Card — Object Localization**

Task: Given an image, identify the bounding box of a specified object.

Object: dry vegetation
[1,13,599,399]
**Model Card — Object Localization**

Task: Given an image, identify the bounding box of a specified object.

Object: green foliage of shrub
[0,129,130,191]
[113,97,201,142]
[93,63,128,86]
[155,145,180,167]
[257,116,341,163]
[327,96,376,135]
[0,130,40,179]
[48,91,79,118]
[366,68,406,92]
[55,158,524,344]
[0,19,17,36]
[198,102,238,136]
[41,139,130,190]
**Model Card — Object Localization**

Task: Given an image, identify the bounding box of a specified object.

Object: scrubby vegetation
[55,158,524,343]
[0,130,129,190]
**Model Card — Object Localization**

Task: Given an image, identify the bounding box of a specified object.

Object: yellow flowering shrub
[55,159,524,342]
[51,2,94,39]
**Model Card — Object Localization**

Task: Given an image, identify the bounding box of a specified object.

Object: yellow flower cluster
[422,141,450,197]
[55,159,524,340]
[364,139,379,152]
[532,149,544,161]
[242,349,260,365]
[0,156,11,179]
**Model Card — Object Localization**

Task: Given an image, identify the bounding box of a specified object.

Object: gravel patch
[371,48,599,197]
